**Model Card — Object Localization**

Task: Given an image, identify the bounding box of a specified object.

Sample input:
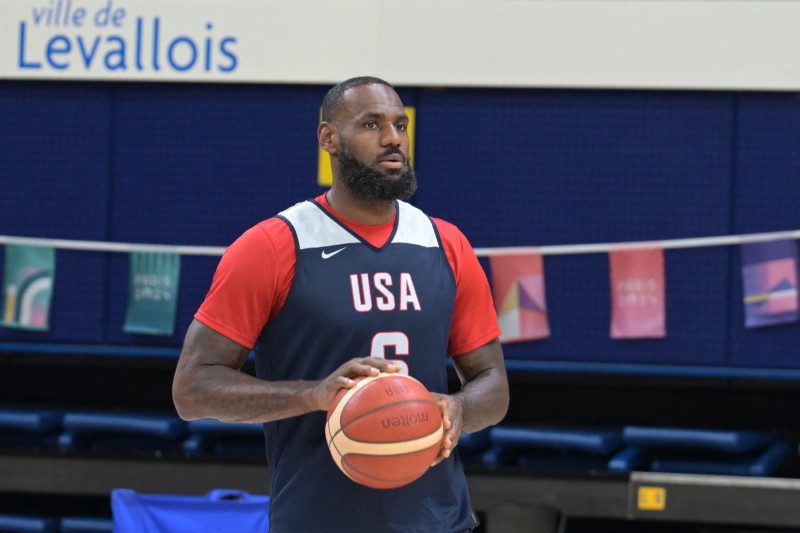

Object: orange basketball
[325,372,444,489]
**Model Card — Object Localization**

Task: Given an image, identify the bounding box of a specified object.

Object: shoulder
[431,217,471,252]
[223,217,294,265]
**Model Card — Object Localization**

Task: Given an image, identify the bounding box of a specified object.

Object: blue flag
[2,244,55,331]
[741,239,799,328]
[124,252,181,336]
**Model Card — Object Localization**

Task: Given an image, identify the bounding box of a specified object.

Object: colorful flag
[124,252,181,336]
[2,244,55,331]
[740,239,799,328]
[609,247,666,339]
[489,253,550,342]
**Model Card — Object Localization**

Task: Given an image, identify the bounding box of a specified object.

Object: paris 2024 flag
[489,253,550,342]
[609,247,666,339]
[740,239,799,328]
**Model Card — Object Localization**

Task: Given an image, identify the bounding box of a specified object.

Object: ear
[318,122,339,155]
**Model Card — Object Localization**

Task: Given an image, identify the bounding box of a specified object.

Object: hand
[308,357,402,412]
[430,392,464,466]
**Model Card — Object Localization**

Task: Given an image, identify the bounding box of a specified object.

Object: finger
[358,358,403,373]
[431,439,452,466]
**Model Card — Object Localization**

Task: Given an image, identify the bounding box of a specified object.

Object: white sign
[3,0,800,90]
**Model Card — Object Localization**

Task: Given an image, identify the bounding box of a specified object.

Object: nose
[381,124,403,147]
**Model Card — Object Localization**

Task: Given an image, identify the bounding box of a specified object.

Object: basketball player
[172,76,510,532]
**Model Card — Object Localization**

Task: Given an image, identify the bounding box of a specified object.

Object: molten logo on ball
[326,373,444,490]
[381,412,430,429]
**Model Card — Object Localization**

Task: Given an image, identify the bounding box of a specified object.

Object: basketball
[325,372,444,489]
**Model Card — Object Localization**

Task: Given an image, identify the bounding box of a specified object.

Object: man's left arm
[432,337,509,464]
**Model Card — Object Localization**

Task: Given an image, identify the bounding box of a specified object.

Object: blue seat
[487,426,624,469]
[491,426,623,455]
[0,513,58,533]
[59,412,187,452]
[620,426,788,476]
[480,444,522,467]
[183,419,264,457]
[607,445,652,472]
[457,428,492,465]
[649,441,791,477]
[623,426,779,454]
[59,516,113,532]
[0,408,63,448]
[0,408,62,433]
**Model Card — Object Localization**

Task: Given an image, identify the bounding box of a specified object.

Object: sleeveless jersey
[256,199,476,533]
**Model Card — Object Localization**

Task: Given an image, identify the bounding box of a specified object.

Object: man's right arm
[172,319,401,423]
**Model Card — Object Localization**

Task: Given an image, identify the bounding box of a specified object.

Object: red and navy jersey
[258,199,475,532]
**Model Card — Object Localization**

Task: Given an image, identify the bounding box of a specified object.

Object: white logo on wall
[16,0,238,75]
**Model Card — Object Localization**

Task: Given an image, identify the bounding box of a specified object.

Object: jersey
[195,195,501,532]
[196,194,500,355]
[260,199,474,532]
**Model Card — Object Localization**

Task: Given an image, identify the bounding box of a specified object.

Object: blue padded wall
[728,93,800,369]
[413,89,735,365]
[0,82,111,343]
[1,81,800,374]
[105,84,327,347]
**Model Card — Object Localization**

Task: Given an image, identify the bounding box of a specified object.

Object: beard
[337,142,418,203]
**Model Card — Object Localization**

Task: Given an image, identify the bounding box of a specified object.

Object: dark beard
[337,142,418,203]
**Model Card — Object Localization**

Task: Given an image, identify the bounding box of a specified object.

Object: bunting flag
[740,239,799,328]
[317,106,416,187]
[609,247,666,339]
[124,252,181,336]
[489,253,550,342]
[2,244,55,331]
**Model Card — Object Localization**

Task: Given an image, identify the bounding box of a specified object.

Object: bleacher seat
[182,418,264,457]
[0,513,58,533]
[457,428,492,465]
[0,408,63,449]
[485,426,624,469]
[58,412,187,453]
[59,516,113,532]
[622,426,779,454]
[617,426,790,476]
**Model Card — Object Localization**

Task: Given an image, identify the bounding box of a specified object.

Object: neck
[326,186,396,225]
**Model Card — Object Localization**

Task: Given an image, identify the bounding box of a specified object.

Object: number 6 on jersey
[370,332,409,374]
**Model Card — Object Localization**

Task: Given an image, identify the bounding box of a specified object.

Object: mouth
[377,153,406,170]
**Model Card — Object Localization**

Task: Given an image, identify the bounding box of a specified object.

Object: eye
[364,121,378,129]
[396,123,407,132]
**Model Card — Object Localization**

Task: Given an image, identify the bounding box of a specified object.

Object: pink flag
[609,248,666,339]
[489,253,550,342]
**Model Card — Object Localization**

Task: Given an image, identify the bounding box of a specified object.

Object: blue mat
[111,489,269,532]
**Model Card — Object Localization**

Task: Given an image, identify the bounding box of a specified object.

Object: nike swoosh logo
[321,247,346,259]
